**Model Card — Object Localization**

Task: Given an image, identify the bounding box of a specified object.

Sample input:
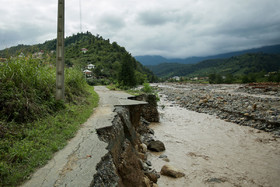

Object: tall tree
[118,53,136,87]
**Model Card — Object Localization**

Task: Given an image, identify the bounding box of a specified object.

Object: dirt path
[149,94,280,187]
[22,86,145,187]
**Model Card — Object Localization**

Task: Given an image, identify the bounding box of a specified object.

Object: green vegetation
[0,32,157,88]
[142,83,153,93]
[0,57,99,186]
[0,32,158,185]
[118,53,137,88]
[147,53,280,83]
[124,83,156,96]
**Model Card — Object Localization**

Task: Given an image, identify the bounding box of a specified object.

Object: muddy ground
[148,83,280,187]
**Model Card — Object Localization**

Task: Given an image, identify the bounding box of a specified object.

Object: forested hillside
[147,53,280,78]
[0,32,156,84]
[136,44,280,65]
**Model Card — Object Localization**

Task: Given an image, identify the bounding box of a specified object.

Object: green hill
[0,32,156,84]
[147,53,280,78]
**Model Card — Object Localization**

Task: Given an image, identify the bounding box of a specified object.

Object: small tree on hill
[209,73,216,84]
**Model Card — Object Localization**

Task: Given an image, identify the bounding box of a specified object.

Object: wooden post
[56,0,65,100]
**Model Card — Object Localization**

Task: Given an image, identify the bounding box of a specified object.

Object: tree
[225,74,234,84]
[248,73,256,83]
[215,74,223,84]
[94,65,103,77]
[118,53,136,88]
[209,73,216,84]
[135,71,147,85]
[242,75,249,83]
[276,72,280,82]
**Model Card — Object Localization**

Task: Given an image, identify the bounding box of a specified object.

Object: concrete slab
[22,86,146,187]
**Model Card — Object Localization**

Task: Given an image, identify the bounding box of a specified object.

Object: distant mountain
[135,44,280,66]
[147,53,280,78]
[134,55,189,66]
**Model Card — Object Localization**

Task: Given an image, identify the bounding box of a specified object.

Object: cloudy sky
[0,0,280,58]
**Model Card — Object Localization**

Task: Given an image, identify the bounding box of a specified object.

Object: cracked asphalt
[21,86,146,187]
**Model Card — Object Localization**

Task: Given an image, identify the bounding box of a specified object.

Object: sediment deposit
[154,83,280,137]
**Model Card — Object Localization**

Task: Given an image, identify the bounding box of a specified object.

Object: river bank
[148,91,280,186]
[153,83,280,137]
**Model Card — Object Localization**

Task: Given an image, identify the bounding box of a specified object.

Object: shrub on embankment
[0,57,89,123]
[0,57,99,186]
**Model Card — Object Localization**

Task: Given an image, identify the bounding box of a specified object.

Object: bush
[65,68,88,102]
[141,83,153,93]
[0,57,99,186]
[0,57,88,123]
[0,57,57,122]
[86,78,111,86]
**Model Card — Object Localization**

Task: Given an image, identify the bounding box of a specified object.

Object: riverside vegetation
[0,57,99,186]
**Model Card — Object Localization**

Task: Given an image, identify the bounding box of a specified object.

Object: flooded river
[149,94,280,187]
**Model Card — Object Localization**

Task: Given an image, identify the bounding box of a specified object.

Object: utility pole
[56,0,65,100]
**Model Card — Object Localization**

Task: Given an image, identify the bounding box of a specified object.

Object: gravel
[154,83,280,137]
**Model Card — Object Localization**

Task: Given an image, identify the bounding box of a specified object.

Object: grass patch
[0,57,99,186]
[108,83,160,101]
[0,85,98,186]
[126,83,155,95]
[106,84,121,91]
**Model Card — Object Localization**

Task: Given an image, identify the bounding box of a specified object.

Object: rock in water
[160,164,185,178]
[140,143,148,153]
[147,140,165,152]
[159,154,168,158]
[145,172,158,183]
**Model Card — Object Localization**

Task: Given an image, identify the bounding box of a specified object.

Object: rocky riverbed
[153,83,280,137]
[148,93,280,186]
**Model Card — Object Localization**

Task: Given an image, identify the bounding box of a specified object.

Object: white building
[83,69,92,77]
[81,48,88,54]
[87,64,95,70]
[173,76,180,81]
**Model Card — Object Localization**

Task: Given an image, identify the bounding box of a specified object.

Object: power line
[79,0,82,32]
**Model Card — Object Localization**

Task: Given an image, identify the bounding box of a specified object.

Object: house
[83,69,92,77]
[265,72,277,77]
[0,58,7,62]
[87,64,95,70]
[170,76,180,81]
[199,77,209,80]
[18,52,25,58]
[191,77,198,81]
[81,48,88,54]
[32,50,44,59]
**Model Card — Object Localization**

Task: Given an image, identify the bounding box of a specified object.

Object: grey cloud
[99,15,126,31]
[0,22,53,48]
[137,9,175,26]
[136,8,193,27]
[1,0,280,58]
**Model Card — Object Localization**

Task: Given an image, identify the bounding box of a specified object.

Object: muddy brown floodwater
[148,94,280,187]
